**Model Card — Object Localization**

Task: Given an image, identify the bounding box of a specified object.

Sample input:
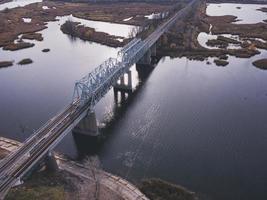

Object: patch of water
[56,15,138,38]
[0,15,121,142]
[197,32,241,50]
[0,0,42,11]
[207,3,267,24]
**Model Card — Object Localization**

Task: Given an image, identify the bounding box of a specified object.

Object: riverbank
[0,1,172,51]
[157,0,267,66]
[140,179,198,200]
[0,136,200,200]
[60,20,127,47]
[0,137,149,200]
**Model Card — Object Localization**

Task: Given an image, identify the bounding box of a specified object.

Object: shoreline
[1,0,265,64]
[0,136,198,200]
[156,0,267,66]
[207,0,267,4]
[0,1,172,50]
[0,137,149,200]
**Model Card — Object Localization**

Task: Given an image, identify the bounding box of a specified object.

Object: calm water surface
[57,15,137,38]
[206,3,267,24]
[0,3,267,200]
[0,0,42,10]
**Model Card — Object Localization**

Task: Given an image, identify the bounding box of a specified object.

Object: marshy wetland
[0,1,267,200]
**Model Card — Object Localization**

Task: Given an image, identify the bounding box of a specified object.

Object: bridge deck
[0,0,198,198]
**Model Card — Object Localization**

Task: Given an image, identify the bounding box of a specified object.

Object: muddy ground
[207,0,267,4]
[1,0,266,65]
[0,1,172,50]
[157,0,267,66]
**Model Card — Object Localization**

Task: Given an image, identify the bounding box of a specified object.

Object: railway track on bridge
[0,0,198,198]
[0,103,77,174]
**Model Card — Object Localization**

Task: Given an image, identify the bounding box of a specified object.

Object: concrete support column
[73,110,99,136]
[120,75,125,85]
[46,151,58,172]
[113,70,133,104]
[113,70,133,92]
[127,70,132,88]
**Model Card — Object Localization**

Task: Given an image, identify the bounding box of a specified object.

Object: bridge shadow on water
[73,56,162,160]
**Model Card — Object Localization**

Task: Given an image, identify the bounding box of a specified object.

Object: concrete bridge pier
[73,110,99,136]
[45,151,58,172]
[113,70,133,104]
[137,43,160,68]
[135,44,163,81]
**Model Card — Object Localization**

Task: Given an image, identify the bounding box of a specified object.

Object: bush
[62,20,77,36]
[140,179,198,200]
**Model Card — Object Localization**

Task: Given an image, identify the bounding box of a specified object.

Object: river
[1,2,267,200]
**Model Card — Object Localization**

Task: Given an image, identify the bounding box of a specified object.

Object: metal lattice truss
[73,39,149,108]
[73,0,198,108]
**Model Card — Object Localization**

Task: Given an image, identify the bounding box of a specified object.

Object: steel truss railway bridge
[0,0,198,198]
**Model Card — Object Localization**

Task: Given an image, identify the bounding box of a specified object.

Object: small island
[3,42,35,51]
[214,59,229,66]
[0,61,13,68]
[42,48,50,53]
[252,58,267,70]
[18,58,33,65]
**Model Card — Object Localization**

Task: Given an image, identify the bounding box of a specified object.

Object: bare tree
[84,156,102,200]
[61,19,77,36]
[128,26,145,39]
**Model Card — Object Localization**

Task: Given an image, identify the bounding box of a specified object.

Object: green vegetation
[214,59,229,66]
[6,171,76,200]
[61,20,125,47]
[139,179,197,200]
[6,186,65,200]
[42,48,50,53]
[18,58,33,65]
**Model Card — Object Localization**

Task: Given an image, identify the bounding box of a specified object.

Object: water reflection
[74,59,159,159]
[57,15,138,38]
[0,16,120,141]
[94,50,267,200]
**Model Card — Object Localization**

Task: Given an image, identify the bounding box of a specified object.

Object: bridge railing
[74,0,199,109]
[118,38,141,57]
